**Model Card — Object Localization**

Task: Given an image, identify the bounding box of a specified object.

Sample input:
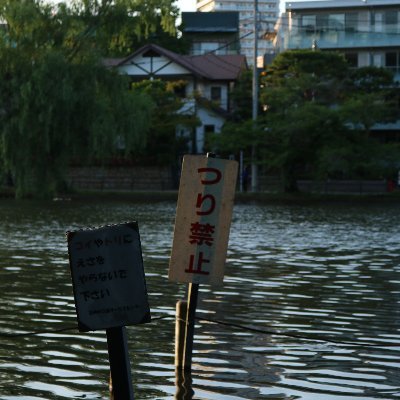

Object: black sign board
[67,222,151,332]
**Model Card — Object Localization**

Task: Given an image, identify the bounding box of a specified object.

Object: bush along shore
[1,186,400,205]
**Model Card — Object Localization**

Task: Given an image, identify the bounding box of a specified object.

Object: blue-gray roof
[181,11,239,33]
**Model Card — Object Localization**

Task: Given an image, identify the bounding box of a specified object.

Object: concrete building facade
[276,0,400,82]
[196,0,280,64]
[273,0,400,143]
[181,11,240,56]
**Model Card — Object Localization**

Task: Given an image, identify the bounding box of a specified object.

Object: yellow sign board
[169,155,238,285]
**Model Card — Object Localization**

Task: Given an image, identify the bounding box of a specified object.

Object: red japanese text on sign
[189,222,215,246]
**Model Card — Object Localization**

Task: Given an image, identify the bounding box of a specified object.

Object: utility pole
[251,0,259,192]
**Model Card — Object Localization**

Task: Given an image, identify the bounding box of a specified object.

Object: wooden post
[106,327,134,400]
[175,368,194,399]
[175,300,187,369]
[109,371,114,399]
[183,283,199,370]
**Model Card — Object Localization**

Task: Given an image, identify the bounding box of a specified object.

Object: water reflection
[0,199,400,398]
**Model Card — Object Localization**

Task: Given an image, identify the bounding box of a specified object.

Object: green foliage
[341,67,398,133]
[257,50,398,191]
[64,0,185,56]
[131,79,199,164]
[215,50,398,192]
[229,69,253,121]
[0,0,157,198]
[0,52,153,198]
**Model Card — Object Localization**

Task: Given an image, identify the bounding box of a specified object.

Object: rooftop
[286,0,400,11]
[107,44,247,81]
[181,11,239,33]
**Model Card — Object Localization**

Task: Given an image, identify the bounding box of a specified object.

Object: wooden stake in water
[175,300,187,369]
[107,327,134,400]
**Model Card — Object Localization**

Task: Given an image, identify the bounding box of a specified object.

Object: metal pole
[251,0,259,192]
[239,150,244,192]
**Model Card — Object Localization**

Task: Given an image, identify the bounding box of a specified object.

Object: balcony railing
[284,30,400,50]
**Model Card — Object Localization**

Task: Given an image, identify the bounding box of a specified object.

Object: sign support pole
[183,283,199,370]
[107,326,135,400]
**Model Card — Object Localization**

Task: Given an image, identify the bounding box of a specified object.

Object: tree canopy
[0,0,184,198]
[213,49,399,192]
[131,79,199,165]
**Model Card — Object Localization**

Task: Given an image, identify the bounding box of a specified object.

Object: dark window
[302,15,316,34]
[344,52,358,68]
[204,125,215,152]
[345,12,358,33]
[385,10,398,25]
[210,86,221,102]
[142,49,161,57]
[174,84,186,98]
[386,52,397,68]
[316,14,329,32]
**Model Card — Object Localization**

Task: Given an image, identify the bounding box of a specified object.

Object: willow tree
[0,0,154,198]
[62,0,183,56]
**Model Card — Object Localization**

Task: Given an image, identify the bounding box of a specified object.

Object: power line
[195,316,400,348]
[0,315,170,338]
[3,314,398,349]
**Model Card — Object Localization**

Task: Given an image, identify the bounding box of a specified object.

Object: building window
[385,10,398,33]
[302,15,316,34]
[386,52,398,72]
[328,14,345,31]
[210,86,222,102]
[174,83,187,98]
[142,49,161,58]
[372,53,384,67]
[344,52,358,68]
[345,12,358,33]
[204,125,215,133]
[385,10,398,25]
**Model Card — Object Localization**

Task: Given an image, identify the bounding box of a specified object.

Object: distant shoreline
[2,187,400,205]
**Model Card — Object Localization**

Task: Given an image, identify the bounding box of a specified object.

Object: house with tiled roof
[107,43,248,154]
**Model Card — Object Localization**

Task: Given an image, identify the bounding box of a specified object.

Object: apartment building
[181,11,240,56]
[196,0,279,64]
[276,0,400,81]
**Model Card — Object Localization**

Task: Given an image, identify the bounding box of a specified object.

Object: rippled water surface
[1,198,400,399]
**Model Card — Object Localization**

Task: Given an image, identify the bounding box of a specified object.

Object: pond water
[0,198,400,399]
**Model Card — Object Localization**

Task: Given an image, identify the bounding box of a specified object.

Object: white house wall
[194,81,230,110]
[118,54,192,77]
[196,107,225,153]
